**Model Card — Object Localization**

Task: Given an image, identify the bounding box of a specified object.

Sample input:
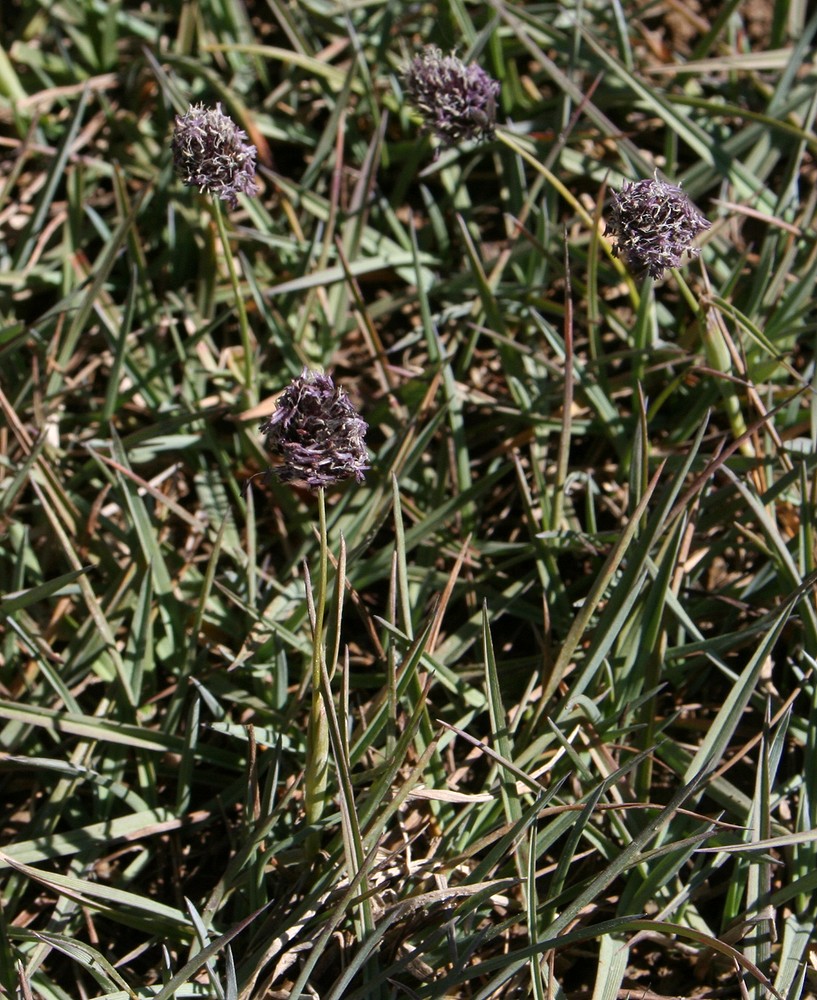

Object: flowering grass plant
[404,46,500,147]
[172,102,260,208]
[260,368,369,489]
[260,368,368,853]
[606,177,711,278]
[1,2,816,999]
[171,101,260,395]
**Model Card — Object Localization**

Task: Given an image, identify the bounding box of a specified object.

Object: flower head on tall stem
[171,102,260,209]
[606,178,710,279]
[259,369,367,855]
[260,368,369,489]
[403,46,500,147]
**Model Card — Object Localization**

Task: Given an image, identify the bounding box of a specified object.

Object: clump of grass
[1,1,817,999]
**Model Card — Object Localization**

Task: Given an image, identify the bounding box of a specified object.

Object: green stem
[211,196,254,398]
[304,488,330,849]
[312,487,329,691]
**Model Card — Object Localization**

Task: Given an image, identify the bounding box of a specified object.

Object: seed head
[607,178,711,279]
[404,46,500,147]
[171,102,260,209]
[260,369,369,490]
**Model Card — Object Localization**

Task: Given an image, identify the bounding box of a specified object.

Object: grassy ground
[2,0,817,997]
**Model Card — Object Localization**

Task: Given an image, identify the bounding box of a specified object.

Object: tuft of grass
[2,0,817,997]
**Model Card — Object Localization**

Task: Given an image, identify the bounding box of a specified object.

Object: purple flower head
[260,369,369,490]
[171,102,260,209]
[404,46,500,147]
[607,178,710,279]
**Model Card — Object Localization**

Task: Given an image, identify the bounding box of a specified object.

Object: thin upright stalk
[304,488,330,853]
[211,196,254,397]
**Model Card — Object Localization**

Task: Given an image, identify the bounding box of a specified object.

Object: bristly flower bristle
[260,369,369,490]
[607,178,711,279]
[404,46,500,147]
[171,102,260,209]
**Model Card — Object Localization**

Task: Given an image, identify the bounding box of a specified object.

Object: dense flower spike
[171,103,260,209]
[404,46,500,147]
[260,369,369,489]
[607,178,711,279]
